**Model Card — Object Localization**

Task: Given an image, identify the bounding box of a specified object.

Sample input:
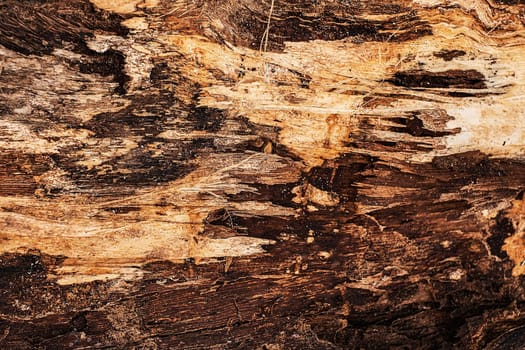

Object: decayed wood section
[1,0,525,348]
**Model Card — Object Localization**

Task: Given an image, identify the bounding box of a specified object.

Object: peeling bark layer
[0,0,525,349]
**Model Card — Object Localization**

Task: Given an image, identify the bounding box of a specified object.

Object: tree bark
[1,0,525,348]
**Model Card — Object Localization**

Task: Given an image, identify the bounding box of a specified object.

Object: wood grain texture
[0,0,524,349]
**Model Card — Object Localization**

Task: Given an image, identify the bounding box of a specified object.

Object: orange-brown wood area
[0,0,524,349]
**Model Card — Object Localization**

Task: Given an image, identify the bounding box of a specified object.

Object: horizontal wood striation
[0,0,524,349]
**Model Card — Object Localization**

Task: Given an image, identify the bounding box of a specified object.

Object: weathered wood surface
[1,0,525,348]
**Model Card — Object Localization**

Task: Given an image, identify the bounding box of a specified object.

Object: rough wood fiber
[0,0,524,349]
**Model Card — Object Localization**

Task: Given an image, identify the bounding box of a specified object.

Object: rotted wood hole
[0,0,524,349]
